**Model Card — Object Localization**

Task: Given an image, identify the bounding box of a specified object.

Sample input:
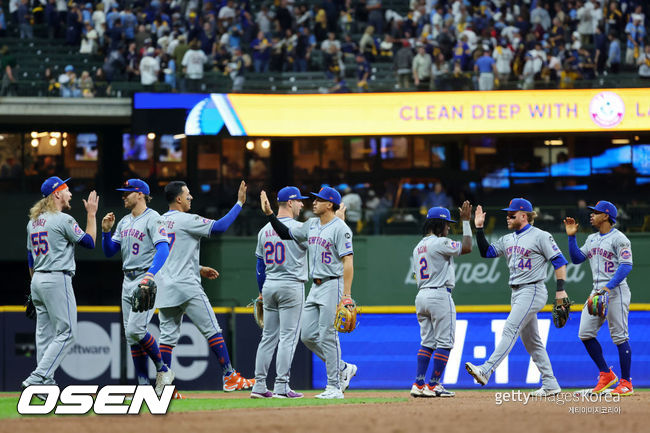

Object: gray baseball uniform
[289,216,353,389]
[412,235,462,350]
[251,217,308,395]
[157,210,230,345]
[112,208,168,345]
[479,225,563,390]
[577,229,633,344]
[24,212,86,385]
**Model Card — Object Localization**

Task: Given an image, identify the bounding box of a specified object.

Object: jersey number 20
[264,241,286,264]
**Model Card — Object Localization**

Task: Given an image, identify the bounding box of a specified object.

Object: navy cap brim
[116,188,142,192]
[429,217,457,223]
[61,177,71,184]
[310,192,336,203]
[588,206,616,221]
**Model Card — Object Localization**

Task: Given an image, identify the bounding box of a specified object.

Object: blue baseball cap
[311,186,341,205]
[116,178,150,195]
[426,207,456,223]
[588,200,617,223]
[41,176,70,197]
[502,198,533,212]
[277,186,309,202]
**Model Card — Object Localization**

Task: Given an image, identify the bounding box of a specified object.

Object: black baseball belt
[124,268,149,280]
[313,276,340,286]
[510,280,543,289]
[35,270,74,277]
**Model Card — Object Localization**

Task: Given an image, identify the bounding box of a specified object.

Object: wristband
[236,201,243,207]
[462,220,472,236]
[556,279,565,293]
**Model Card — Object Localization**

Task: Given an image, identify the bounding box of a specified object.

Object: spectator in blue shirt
[607,31,621,73]
[624,17,645,65]
[251,31,271,73]
[17,0,33,39]
[122,6,137,41]
[475,49,496,90]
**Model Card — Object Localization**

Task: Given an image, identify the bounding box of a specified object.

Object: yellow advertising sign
[228,89,650,136]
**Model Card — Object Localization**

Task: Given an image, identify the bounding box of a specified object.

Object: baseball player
[22,177,98,393]
[410,202,472,398]
[101,179,173,395]
[465,198,570,396]
[251,187,310,399]
[156,180,254,393]
[564,201,634,396]
[260,187,356,399]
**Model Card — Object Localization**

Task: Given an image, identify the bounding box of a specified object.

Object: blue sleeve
[551,253,569,270]
[606,263,633,290]
[256,257,266,293]
[77,233,95,249]
[27,250,34,268]
[102,232,121,257]
[485,246,498,258]
[147,242,170,276]
[210,204,242,235]
[568,235,586,264]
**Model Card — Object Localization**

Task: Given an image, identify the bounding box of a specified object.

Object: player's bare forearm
[84,191,99,242]
[554,265,567,281]
[342,255,354,297]
[461,234,472,254]
[29,268,34,279]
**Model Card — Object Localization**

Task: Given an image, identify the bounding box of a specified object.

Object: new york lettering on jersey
[256,218,308,282]
[27,212,86,272]
[112,208,168,270]
[413,236,462,289]
[291,217,353,279]
[492,226,561,285]
[580,229,633,287]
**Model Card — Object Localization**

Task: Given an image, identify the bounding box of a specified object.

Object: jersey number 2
[419,257,430,279]
[264,241,286,264]
[31,232,49,256]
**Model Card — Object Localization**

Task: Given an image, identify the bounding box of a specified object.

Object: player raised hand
[102,212,116,232]
[260,191,273,215]
[564,217,579,236]
[83,190,99,216]
[474,205,486,228]
[200,266,220,280]
[237,180,247,204]
[459,200,472,221]
[336,202,347,220]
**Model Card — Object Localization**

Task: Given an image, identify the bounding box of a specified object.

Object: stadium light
[246,141,255,150]
[173,134,186,140]
[147,132,156,140]
[611,139,630,144]
[31,139,39,147]
[49,138,57,146]
[544,139,563,146]
[261,140,270,149]
[62,140,68,147]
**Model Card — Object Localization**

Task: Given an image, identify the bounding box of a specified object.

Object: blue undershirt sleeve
[27,250,34,269]
[77,233,95,249]
[551,253,569,270]
[102,232,120,257]
[147,242,170,276]
[210,204,242,235]
[256,257,266,293]
[606,263,633,290]
[568,235,586,264]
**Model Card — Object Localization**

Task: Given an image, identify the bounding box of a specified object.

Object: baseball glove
[552,295,573,328]
[587,290,609,318]
[334,297,358,333]
[247,297,264,329]
[25,294,36,320]
[132,278,157,313]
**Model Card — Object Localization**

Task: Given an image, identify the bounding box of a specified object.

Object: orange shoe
[611,379,634,396]
[172,390,186,399]
[223,371,256,392]
[592,369,618,394]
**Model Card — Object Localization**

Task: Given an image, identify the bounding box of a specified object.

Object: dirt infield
[2,391,648,433]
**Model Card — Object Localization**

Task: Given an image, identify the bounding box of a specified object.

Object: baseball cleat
[172,390,186,399]
[410,383,425,398]
[20,381,48,402]
[465,362,488,386]
[530,387,562,397]
[273,390,304,399]
[340,363,358,392]
[154,368,175,396]
[315,386,344,399]
[426,383,455,397]
[223,371,255,392]
[591,368,618,394]
[610,379,634,396]
[250,390,274,399]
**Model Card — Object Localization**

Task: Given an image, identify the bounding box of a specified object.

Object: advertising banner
[313,311,650,389]
[134,89,650,136]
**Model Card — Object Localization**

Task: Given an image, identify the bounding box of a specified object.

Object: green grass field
[0,391,408,419]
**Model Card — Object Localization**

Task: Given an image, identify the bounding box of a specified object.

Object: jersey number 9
[132,243,140,255]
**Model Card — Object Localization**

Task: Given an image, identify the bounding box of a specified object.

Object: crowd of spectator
[0,0,648,95]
